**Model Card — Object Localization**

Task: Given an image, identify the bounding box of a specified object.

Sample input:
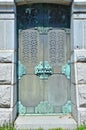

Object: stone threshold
[15,114,77,130]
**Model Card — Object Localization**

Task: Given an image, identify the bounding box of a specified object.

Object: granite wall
[0,0,17,125]
[71,0,86,125]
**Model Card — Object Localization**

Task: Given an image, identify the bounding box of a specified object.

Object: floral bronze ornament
[34,61,53,79]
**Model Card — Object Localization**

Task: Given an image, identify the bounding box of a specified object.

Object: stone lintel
[15,0,72,5]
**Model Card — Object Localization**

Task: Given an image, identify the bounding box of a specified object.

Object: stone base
[15,115,77,130]
[0,104,17,126]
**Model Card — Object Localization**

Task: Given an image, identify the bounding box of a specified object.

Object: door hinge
[35,101,53,114]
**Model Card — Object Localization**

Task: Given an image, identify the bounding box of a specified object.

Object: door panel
[48,30,66,65]
[48,74,67,106]
[48,29,66,73]
[19,29,43,74]
[19,75,43,107]
[18,28,70,113]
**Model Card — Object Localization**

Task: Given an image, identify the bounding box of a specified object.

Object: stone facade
[0,0,86,128]
[0,0,17,124]
[71,0,86,125]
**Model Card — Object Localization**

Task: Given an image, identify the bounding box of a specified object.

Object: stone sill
[15,115,77,130]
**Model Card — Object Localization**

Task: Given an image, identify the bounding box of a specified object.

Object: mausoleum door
[18,4,71,114]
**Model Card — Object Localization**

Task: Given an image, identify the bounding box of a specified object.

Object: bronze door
[18,4,71,114]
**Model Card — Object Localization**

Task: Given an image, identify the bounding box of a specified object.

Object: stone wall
[0,0,17,125]
[71,0,86,125]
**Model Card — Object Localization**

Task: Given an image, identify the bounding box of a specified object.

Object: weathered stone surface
[0,84,17,108]
[11,104,17,122]
[74,14,86,19]
[73,20,83,49]
[72,5,86,14]
[78,85,86,107]
[0,106,17,125]
[71,50,86,63]
[71,84,77,105]
[15,115,77,130]
[0,53,12,63]
[12,63,17,84]
[77,63,86,84]
[0,0,14,6]
[0,64,12,84]
[0,51,17,63]
[0,85,10,108]
[73,19,86,49]
[74,0,86,5]
[0,14,15,19]
[71,63,77,84]
[0,20,15,50]
[72,104,78,122]
[76,50,86,62]
[80,111,86,124]
[0,0,14,2]
[71,51,75,63]
[11,84,17,107]
[0,111,10,125]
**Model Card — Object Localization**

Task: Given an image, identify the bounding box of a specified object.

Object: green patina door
[17,4,71,114]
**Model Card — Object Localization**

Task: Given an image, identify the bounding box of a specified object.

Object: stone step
[15,115,77,130]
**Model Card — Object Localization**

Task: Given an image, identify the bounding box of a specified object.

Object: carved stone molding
[0,0,14,5]
[74,0,86,5]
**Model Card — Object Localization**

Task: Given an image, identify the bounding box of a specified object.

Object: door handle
[34,61,53,79]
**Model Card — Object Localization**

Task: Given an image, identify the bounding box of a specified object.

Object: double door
[18,4,71,114]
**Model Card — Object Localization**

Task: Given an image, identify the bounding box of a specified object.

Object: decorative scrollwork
[62,100,71,114]
[62,60,70,79]
[48,30,66,66]
[18,101,26,114]
[35,101,53,114]
[20,29,39,66]
[18,61,26,80]
[34,61,53,79]
[17,4,70,30]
